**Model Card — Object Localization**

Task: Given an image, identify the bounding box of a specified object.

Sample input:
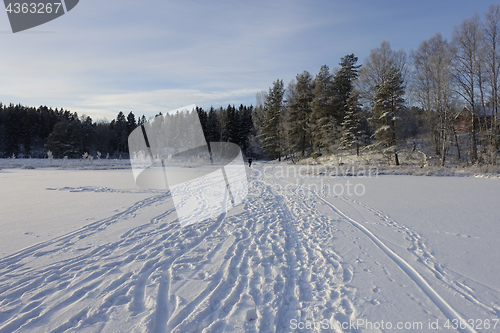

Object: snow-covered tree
[288,71,314,156]
[370,66,405,165]
[340,91,365,156]
[310,65,336,152]
[333,54,361,126]
[358,41,407,106]
[262,79,285,160]
[47,150,53,164]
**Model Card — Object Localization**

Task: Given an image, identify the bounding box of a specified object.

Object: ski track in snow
[340,197,500,319]
[270,173,500,333]
[0,165,499,332]
[314,195,478,333]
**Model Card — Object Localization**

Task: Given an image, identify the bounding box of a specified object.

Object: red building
[455,105,494,133]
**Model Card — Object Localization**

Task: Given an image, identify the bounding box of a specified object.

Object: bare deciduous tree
[483,4,500,164]
[357,41,408,106]
[412,33,456,166]
[452,14,483,163]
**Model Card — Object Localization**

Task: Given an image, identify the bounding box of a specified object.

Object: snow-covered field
[1,162,499,332]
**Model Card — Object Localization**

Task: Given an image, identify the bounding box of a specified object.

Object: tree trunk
[453,126,461,161]
[478,64,489,149]
[433,130,440,156]
[394,152,400,166]
[440,134,447,166]
[440,107,448,166]
[471,113,478,163]
[494,109,498,165]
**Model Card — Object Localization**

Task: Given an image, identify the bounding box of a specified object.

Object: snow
[0,162,499,332]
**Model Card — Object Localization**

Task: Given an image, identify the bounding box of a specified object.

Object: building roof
[457,105,495,117]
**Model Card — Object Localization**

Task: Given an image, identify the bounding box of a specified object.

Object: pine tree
[45,120,85,158]
[369,66,405,165]
[310,65,336,152]
[262,79,285,160]
[288,71,314,156]
[340,91,364,156]
[45,120,68,158]
[67,120,84,157]
[332,54,361,126]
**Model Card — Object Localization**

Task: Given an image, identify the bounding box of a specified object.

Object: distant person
[248,156,252,167]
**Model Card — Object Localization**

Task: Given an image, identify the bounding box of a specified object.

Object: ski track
[1,166,498,332]
[272,173,500,333]
[316,195,478,333]
[341,197,500,319]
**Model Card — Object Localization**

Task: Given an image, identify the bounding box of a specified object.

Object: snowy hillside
[0,163,499,332]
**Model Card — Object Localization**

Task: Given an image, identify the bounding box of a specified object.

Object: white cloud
[77,88,262,119]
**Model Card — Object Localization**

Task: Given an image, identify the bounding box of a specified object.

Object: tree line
[0,103,143,158]
[256,4,500,166]
[0,103,257,159]
[1,4,499,166]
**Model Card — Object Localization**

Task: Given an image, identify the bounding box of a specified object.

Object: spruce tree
[81,116,95,154]
[138,115,147,126]
[127,112,137,135]
[114,112,128,153]
[206,107,221,142]
[196,107,208,141]
[239,105,254,155]
[226,104,237,143]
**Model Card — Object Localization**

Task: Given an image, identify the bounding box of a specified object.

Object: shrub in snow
[81,152,94,164]
[47,150,53,165]
[21,164,35,169]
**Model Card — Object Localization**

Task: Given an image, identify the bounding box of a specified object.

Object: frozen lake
[0,164,499,332]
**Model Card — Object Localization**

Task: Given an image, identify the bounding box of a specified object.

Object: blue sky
[0,0,495,120]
